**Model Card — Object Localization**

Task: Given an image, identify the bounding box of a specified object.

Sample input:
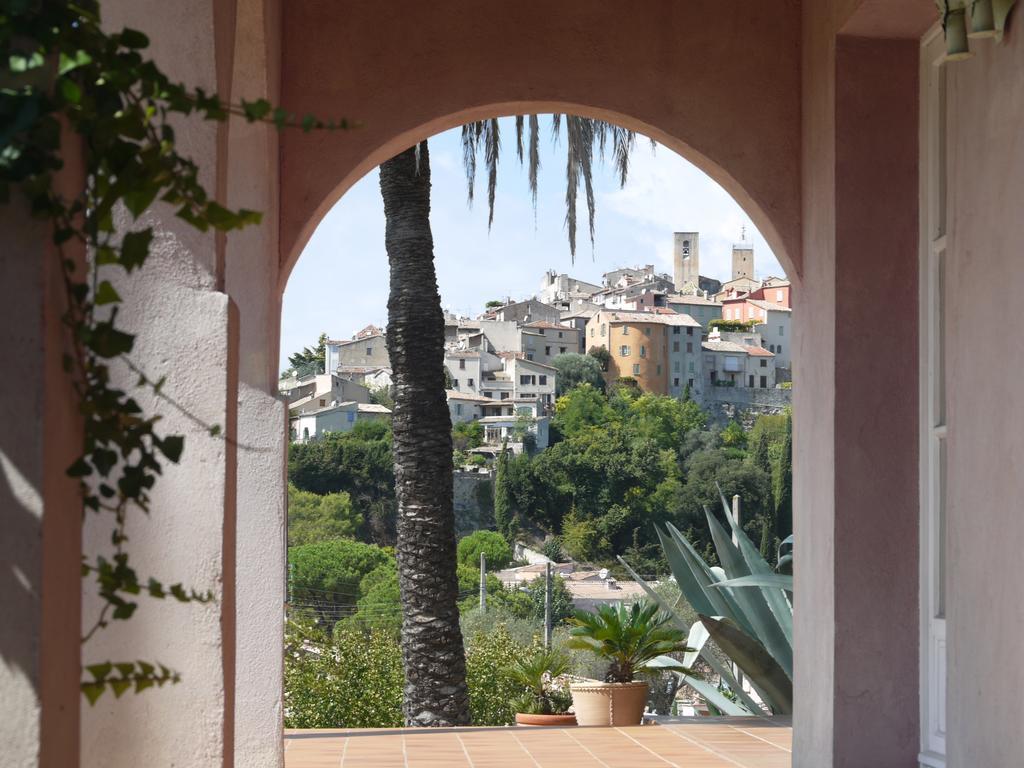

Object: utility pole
[479,552,487,612]
[732,494,741,547]
[544,561,552,648]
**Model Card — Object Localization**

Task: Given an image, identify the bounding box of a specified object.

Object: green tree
[341,562,402,635]
[525,574,576,625]
[287,483,360,547]
[285,332,328,377]
[457,530,513,571]
[587,345,611,372]
[369,384,395,410]
[552,353,606,395]
[493,446,516,539]
[720,420,748,448]
[773,412,793,544]
[452,419,484,450]
[553,384,616,438]
[288,539,392,628]
[624,393,706,451]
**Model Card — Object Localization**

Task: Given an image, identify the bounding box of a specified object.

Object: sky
[280,118,784,369]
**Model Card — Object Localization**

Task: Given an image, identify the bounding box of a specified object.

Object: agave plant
[619,489,794,715]
[509,647,573,715]
[567,600,692,683]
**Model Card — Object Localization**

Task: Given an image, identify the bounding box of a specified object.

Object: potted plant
[567,600,690,726]
[512,648,577,726]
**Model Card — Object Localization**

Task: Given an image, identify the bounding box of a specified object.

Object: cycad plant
[619,490,794,715]
[567,600,691,683]
[509,647,573,715]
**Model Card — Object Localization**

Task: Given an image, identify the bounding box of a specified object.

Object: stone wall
[453,470,495,535]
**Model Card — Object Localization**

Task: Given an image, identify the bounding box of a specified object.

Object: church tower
[731,226,754,280]
[673,232,699,292]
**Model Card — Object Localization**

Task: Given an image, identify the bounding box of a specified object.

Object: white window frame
[919,26,947,768]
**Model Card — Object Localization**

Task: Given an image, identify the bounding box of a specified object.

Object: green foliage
[553,383,615,438]
[493,446,517,539]
[464,626,532,725]
[485,299,504,308]
[457,530,513,571]
[720,420,747,448]
[587,345,611,372]
[452,419,484,450]
[508,647,574,715]
[284,332,327,378]
[772,413,793,546]
[709,319,757,332]
[288,422,395,544]
[368,384,394,409]
[339,563,402,635]
[540,537,564,563]
[284,619,404,728]
[288,540,392,628]
[524,574,576,625]
[621,491,795,715]
[287,483,360,547]
[567,600,690,683]
[2,2,354,700]
[551,353,606,396]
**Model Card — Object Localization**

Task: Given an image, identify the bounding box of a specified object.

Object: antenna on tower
[741,224,747,242]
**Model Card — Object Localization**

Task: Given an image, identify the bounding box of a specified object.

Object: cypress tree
[773,413,793,542]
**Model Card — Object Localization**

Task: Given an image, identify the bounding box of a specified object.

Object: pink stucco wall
[277,0,804,284]
[11,1,1024,767]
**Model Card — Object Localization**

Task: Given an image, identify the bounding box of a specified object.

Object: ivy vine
[1,1,351,702]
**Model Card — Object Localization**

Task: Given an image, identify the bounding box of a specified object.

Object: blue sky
[280,119,783,368]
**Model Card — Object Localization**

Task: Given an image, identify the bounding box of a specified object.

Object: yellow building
[585,310,695,395]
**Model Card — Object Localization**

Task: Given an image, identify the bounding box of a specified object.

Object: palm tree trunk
[379,141,470,726]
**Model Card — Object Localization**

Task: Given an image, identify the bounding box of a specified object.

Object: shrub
[288,539,392,628]
[284,620,403,728]
[465,626,532,725]
[457,530,513,570]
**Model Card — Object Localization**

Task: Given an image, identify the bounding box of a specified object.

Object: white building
[536,270,601,307]
[750,301,793,370]
[289,401,359,443]
[284,373,370,413]
[520,321,579,365]
[702,330,777,390]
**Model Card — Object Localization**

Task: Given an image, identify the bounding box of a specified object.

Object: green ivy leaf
[93,281,121,306]
[110,678,132,698]
[87,662,113,682]
[81,682,106,705]
[118,28,150,49]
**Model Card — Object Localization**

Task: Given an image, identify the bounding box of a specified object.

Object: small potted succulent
[512,648,577,726]
[567,600,691,726]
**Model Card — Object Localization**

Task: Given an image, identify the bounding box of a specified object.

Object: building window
[319,398,326,406]
[456,404,463,416]
[467,377,474,386]
[601,324,606,337]
[366,347,373,355]
[760,360,767,368]
[558,331,563,338]
[688,378,694,388]
[760,375,768,388]
[672,326,680,335]
[776,289,784,302]
[500,392,509,400]
[452,379,458,388]
[673,360,680,372]
[620,345,631,357]
[639,345,646,358]
[347,411,355,423]
[302,427,309,441]
[770,344,775,352]
[644,327,651,336]
[526,353,534,361]
[673,378,680,387]
[777,344,782,355]
[632,364,641,375]
[673,341,680,352]
[484,391,492,399]
[686,342,693,353]
[536,375,545,386]
[560,347,567,354]
[688,361,695,373]
[621,325,629,335]
[779,325,785,336]
[590,327,594,337]
[459,359,466,369]
[538,328,545,335]
[544,346,551,356]
[748,374,754,388]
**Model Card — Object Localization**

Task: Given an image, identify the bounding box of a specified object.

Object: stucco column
[1,181,84,768]
[831,35,921,768]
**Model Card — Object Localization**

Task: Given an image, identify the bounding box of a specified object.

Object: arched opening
[277,111,797,764]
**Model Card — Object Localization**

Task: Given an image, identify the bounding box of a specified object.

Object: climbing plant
[1,2,351,702]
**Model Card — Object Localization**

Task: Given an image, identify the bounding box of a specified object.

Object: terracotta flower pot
[569,681,649,726]
[515,712,578,727]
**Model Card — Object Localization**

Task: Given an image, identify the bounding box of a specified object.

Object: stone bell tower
[673,232,699,291]
[732,226,754,280]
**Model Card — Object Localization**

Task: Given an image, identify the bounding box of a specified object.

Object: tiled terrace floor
[284,717,792,767]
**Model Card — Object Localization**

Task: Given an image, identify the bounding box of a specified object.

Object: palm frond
[528,114,540,212]
[484,117,500,228]
[515,115,525,162]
